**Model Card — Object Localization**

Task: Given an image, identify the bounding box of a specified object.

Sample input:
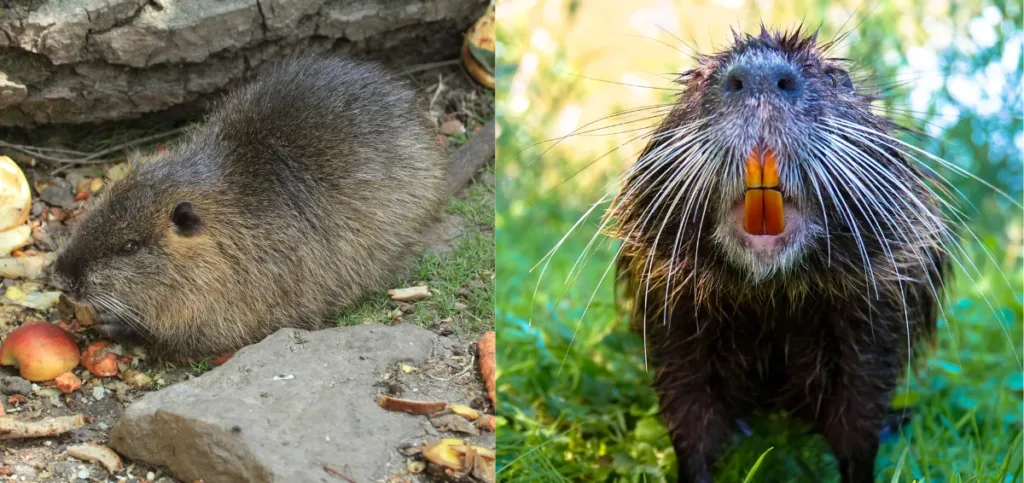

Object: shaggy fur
[51,56,448,360]
[610,27,950,482]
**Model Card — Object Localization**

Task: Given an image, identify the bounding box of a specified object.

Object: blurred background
[495,0,1023,481]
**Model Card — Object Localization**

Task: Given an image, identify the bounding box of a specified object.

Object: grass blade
[743,447,774,483]
[890,447,910,483]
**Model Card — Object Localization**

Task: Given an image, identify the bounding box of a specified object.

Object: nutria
[609,28,950,482]
[50,56,449,360]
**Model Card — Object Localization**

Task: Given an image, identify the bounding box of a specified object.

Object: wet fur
[51,56,448,360]
[611,28,950,482]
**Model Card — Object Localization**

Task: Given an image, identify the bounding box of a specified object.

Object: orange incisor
[743,148,784,235]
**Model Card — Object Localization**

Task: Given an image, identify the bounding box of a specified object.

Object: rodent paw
[95,312,139,341]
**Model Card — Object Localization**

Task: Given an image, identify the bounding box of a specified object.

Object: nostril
[776,73,799,93]
[724,73,744,93]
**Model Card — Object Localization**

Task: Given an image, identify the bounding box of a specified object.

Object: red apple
[0,322,80,381]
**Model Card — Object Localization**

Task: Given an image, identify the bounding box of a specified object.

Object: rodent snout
[722,58,802,100]
[50,253,84,296]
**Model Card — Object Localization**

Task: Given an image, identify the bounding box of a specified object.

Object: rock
[440,118,465,136]
[0,0,490,127]
[0,375,33,396]
[29,200,46,219]
[0,73,28,110]
[109,324,461,482]
[38,178,76,209]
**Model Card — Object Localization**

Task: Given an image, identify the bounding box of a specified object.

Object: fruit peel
[0,156,31,232]
[449,404,480,421]
[81,341,119,377]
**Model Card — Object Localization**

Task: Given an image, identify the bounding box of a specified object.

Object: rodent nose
[722,60,802,99]
[52,253,83,293]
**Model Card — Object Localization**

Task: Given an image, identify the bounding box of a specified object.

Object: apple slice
[0,225,31,257]
[0,322,80,381]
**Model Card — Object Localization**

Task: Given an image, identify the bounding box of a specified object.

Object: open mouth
[728,144,801,255]
[743,145,783,235]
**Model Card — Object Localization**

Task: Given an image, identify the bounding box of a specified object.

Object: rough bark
[0,0,487,128]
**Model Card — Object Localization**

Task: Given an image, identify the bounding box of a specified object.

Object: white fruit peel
[0,157,31,232]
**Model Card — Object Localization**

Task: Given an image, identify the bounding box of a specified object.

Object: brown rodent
[610,28,949,482]
[51,56,448,360]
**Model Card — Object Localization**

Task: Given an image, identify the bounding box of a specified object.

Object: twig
[321,463,356,482]
[400,58,461,76]
[0,414,85,439]
[0,126,190,172]
[19,145,89,156]
[81,126,190,162]
[0,140,88,157]
[0,140,83,164]
[429,73,447,111]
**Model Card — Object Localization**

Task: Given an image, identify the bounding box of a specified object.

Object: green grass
[188,359,213,375]
[335,166,495,336]
[496,171,1023,482]
[495,1,1021,479]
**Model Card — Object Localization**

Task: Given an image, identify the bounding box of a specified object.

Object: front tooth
[744,190,764,235]
[745,151,762,189]
[762,149,779,188]
[764,189,784,235]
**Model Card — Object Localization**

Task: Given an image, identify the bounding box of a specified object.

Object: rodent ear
[171,201,202,237]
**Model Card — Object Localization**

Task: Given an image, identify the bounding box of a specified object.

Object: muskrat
[50,56,448,360]
[610,27,949,482]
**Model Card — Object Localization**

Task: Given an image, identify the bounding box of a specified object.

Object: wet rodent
[610,27,949,482]
[51,56,448,360]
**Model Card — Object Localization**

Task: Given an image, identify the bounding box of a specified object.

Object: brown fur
[51,56,448,360]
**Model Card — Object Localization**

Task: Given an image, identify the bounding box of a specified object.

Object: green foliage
[496,0,1023,481]
[188,358,213,375]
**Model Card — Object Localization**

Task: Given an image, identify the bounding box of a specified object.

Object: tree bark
[0,0,488,128]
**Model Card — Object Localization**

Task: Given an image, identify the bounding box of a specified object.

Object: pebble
[39,178,76,210]
[92,386,105,401]
[29,200,45,218]
[66,173,84,190]
[0,375,33,396]
[440,118,466,136]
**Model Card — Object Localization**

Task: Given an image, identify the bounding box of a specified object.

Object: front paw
[95,311,139,340]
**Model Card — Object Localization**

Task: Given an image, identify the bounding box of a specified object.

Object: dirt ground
[0,65,494,483]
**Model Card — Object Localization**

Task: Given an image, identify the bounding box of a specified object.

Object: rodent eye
[118,241,140,256]
[825,69,853,90]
